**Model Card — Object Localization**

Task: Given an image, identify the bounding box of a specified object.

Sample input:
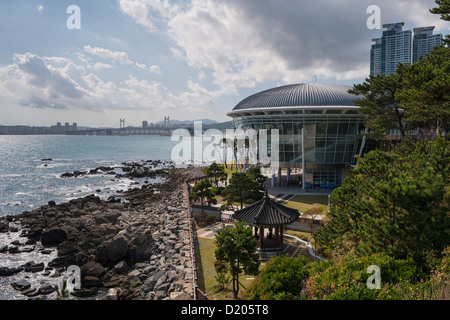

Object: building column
[301,127,306,191]
[277,167,282,184]
[274,226,279,248]
[259,226,264,248]
[287,168,291,181]
[280,226,284,245]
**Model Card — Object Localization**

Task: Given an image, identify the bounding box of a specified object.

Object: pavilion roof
[232,192,300,227]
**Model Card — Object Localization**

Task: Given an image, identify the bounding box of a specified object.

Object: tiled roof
[232,192,300,227]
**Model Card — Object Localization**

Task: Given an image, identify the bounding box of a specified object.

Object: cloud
[83,45,162,74]
[38,5,44,12]
[119,0,447,96]
[0,52,211,117]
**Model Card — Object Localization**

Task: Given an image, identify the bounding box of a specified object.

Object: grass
[194,236,260,300]
[283,195,329,214]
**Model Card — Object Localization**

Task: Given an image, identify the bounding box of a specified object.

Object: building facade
[227,83,365,190]
[371,22,443,76]
[413,26,443,63]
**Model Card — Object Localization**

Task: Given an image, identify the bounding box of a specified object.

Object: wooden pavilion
[232,191,300,250]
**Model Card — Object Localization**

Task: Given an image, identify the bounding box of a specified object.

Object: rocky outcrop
[1,166,204,300]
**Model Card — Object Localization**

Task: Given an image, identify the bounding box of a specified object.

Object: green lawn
[283,195,329,214]
[194,237,258,300]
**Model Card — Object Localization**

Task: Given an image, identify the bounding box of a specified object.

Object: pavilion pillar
[280,226,284,244]
[274,226,279,248]
[259,226,264,248]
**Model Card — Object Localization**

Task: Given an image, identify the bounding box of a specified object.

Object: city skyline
[370,22,443,76]
[0,0,448,127]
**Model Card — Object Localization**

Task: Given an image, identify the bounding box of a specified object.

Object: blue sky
[0,0,447,127]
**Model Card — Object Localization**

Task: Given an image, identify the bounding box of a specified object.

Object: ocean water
[0,134,184,217]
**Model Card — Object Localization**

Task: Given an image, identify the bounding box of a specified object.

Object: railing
[184,182,210,301]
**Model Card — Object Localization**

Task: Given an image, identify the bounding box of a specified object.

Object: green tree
[396,46,450,134]
[189,179,217,212]
[316,138,450,270]
[305,253,425,300]
[206,162,228,187]
[214,222,260,299]
[223,172,256,210]
[430,0,450,44]
[349,72,406,139]
[246,166,267,203]
[244,255,311,300]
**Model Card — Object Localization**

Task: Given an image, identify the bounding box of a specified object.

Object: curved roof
[231,83,360,112]
[233,192,300,227]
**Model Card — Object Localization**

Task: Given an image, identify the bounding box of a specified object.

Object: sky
[0,0,447,128]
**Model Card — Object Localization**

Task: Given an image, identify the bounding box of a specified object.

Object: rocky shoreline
[0,164,205,300]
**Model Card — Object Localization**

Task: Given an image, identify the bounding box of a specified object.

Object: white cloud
[38,5,44,12]
[0,52,210,119]
[83,45,162,74]
[119,0,447,98]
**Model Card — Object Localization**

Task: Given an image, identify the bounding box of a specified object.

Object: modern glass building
[370,23,443,76]
[371,22,412,76]
[413,26,443,63]
[227,83,365,190]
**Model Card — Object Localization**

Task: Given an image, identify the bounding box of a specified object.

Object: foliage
[349,72,406,139]
[214,222,260,299]
[315,138,450,270]
[430,0,450,44]
[305,253,425,300]
[193,211,217,228]
[396,45,450,133]
[222,171,261,210]
[206,162,228,187]
[244,255,311,300]
[189,179,217,211]
[54,279,70,300]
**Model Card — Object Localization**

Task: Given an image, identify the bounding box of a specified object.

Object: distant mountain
[155,118,219,126]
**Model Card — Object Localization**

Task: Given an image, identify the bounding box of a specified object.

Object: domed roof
[232,83,359,112]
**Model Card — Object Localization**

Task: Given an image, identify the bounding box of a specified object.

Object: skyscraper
[370,23,443,76]
[370,38,382,76]
[413,26,443,63]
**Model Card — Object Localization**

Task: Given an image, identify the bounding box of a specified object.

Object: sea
[0,134,190,217]
[0,134,205,300]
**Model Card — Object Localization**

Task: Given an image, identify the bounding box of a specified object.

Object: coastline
[0,164,206,300]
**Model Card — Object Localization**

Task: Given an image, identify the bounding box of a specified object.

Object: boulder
[38,284,56,295]
[41,227,67,246]
[114,261,130,274]
[83,276,103,288]
[11,280,31,291]
[0,267,23,277]
[81,261,105,278]
[107,237,129,263]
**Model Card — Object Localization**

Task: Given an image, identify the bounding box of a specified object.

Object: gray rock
[114,261,130,274]
[41,227,67,246]
[11,280,31,291]
[107,237,128,263]
[83,276,103,288]
[38,284,55,295]
[0,267,23,277]
[81,261,105,278]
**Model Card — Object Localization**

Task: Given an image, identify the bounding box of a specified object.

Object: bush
[244,255,311,300]
[305,253,425,300]
[194,212,217,228]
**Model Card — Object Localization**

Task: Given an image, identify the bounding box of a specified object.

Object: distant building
[370,22,443,76]
[413,26,443,63]
[142,121,149,128]
[72,123,78,131]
